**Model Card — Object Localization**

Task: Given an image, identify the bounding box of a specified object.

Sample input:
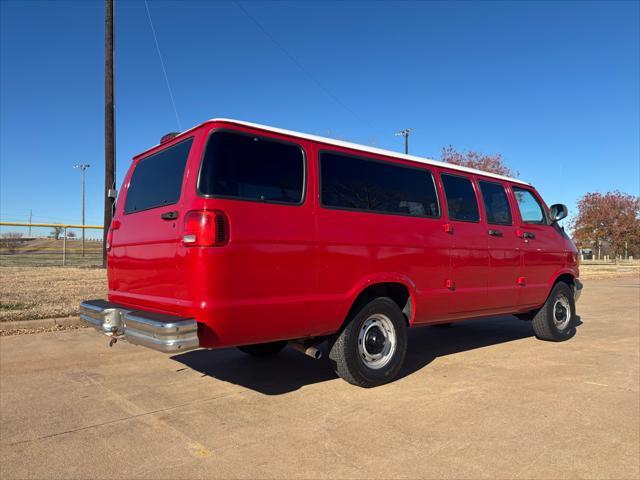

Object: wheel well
[554,273,575,288]
[346,282,412,326]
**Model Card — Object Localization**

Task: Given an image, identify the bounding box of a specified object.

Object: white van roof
[147,118,529,186]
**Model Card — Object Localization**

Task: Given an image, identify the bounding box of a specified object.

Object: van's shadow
[171,316,569,395]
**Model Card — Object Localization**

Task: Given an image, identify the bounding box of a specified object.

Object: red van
[81,119,582,387]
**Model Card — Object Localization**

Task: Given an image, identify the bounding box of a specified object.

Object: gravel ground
[0,323,85,337]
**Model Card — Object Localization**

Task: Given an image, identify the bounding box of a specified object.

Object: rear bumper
[574,278,583,303]
[80,299,199,353]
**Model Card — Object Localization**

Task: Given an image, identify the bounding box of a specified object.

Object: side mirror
[549,203,568,222]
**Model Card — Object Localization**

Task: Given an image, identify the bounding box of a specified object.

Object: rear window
[479,181,512,225]
[320,152,440,217]
[198,131,304,204]
[441,174,480,222]
[124,138,193,214]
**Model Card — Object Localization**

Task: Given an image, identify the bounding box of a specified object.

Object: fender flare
[342,273,418,325]
[548,267,578,288]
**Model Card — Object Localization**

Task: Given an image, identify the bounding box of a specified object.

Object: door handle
[522,232,536,239]
[160,211,178,220]
[488,229,503,237]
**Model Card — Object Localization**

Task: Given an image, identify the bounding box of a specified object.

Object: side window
[320,152,440,217]
[513,188,546,224]
[198,130,305,204]
[125,138,193,214]
[441,174,480,222]
[479,181,512,225]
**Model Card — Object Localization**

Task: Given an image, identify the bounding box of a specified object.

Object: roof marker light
[160,132,180,144]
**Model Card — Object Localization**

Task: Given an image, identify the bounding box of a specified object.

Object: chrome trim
[79,300,199,353]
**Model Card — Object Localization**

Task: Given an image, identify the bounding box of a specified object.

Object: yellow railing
[0,221,104,266]
[0,221,103,229]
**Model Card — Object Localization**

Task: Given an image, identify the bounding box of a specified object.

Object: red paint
[107,119,579,348]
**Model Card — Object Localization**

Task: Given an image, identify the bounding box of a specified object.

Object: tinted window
[479,181,512,225]
[441,174,480,222]
[124,138,193,214]
[513,188,546,224]
[199,131,304,204]
[320,152,440,217]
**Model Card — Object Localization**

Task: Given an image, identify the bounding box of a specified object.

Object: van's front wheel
[532,281,577,341]
[329,297,407,387]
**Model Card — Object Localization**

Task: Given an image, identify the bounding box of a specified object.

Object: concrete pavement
[1,277,638,479]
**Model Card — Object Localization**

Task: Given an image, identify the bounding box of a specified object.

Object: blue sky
[1,0,638,231]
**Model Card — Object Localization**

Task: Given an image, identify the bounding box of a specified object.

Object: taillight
[106,220,120,252]
[182,210,229,247]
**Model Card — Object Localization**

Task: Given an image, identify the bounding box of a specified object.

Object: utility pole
[395,128,414,154]
[74,164,91,256]
[28,209,32,237]
[103,0,116,268]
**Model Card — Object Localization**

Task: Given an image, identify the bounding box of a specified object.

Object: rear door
[109,137,195,312]
[194,127,317,343]
[512,186,565,308]
[440,173,490,314]
[478,180,520,310]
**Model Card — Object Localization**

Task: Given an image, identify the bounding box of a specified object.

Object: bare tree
[51,226,63,240]
[441,146,517,177]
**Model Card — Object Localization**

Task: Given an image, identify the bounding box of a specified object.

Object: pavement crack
[7,390,246,446]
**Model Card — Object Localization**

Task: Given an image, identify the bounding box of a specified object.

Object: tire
[328,297,408,388]
[531,281,577,341]
[237,340,288,357]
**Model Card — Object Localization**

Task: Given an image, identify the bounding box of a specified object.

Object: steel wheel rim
[357,313,397,370]
[553,295,571,330]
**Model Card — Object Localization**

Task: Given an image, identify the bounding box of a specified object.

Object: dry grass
[0,266,106,322]
[580,263,640,280]
[1,238,103,267]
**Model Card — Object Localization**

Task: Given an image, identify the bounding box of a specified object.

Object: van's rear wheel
[328,297,407,388]
[532,281,577,341]
[237,340,288,357]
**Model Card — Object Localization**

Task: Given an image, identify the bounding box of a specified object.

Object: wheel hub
[357,314,397,370]
[552,295,571,330]
[364,326,386,355]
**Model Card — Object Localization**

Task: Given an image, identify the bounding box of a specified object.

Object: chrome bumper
[79,299,199,353]
[574,279,583,303]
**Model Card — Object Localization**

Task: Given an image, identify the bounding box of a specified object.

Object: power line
[233,1,374,132]
[144,0,182,131]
